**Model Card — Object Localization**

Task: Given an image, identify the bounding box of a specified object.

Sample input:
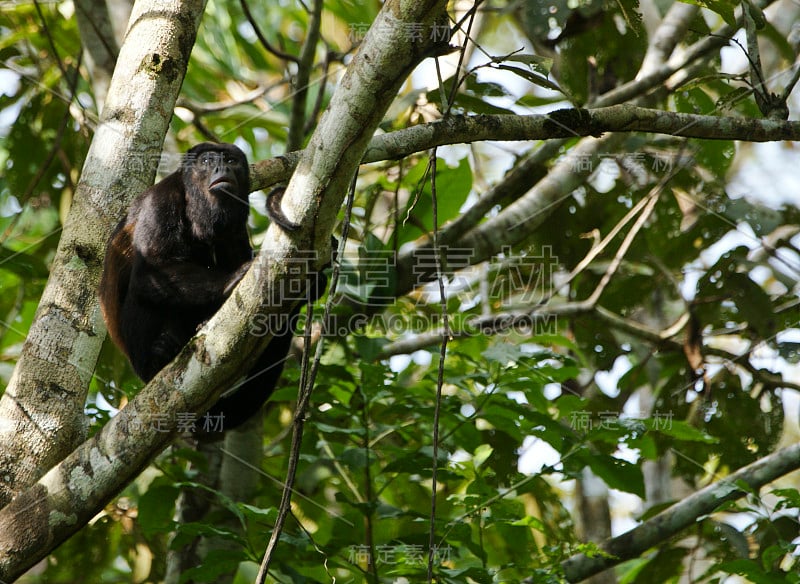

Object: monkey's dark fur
[99,142,319,433]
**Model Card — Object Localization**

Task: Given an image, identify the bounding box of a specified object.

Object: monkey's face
[201,151,245,199]
[184,143,251,206]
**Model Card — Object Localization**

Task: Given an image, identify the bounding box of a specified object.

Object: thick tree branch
[74,0,133,110]
[595,0,775,107]
[382,105,800,144]
[252,106,800,189]
[396,131,624,297]
[637,2,698,78]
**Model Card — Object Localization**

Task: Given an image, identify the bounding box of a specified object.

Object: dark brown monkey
[99,142,322,432]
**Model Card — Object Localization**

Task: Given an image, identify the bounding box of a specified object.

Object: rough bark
[250,107,800,190]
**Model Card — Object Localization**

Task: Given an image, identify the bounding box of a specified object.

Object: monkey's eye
[226,156,239,166]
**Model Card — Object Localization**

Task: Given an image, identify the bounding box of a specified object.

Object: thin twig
[426,5,481,572]
[426,144,448,584]
[238,0,299,63]
[255,303,314,584]
[581,189,660,308]
[303,49,333,136]
[541,188,662,306]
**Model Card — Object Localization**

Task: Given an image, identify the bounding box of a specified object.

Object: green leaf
[585,453,645,497]
[180,549,246,583]
[495,64,563,93]
[505,53,554,76]
[678,0,736,26]
[396,157,473,248]
[771,488,800,510]
[137,484,179,536]
[645,419,717,443]
[614,0,644,33]
[727,272,777,338]
[624,547,688,583]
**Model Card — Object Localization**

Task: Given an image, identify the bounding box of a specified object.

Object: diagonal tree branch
[560,441,800,581]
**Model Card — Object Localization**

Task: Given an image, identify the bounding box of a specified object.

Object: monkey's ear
[266,187,301,232]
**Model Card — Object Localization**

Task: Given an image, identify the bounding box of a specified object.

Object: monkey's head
[183,142,251,207]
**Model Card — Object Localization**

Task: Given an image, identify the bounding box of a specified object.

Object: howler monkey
[99,142,324,434]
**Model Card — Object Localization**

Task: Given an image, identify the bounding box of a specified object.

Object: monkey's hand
[222,235,336,303]
[223,261,252,296]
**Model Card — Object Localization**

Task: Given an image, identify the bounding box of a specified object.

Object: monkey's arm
[129,256,248,306]
[129,195,251,306]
